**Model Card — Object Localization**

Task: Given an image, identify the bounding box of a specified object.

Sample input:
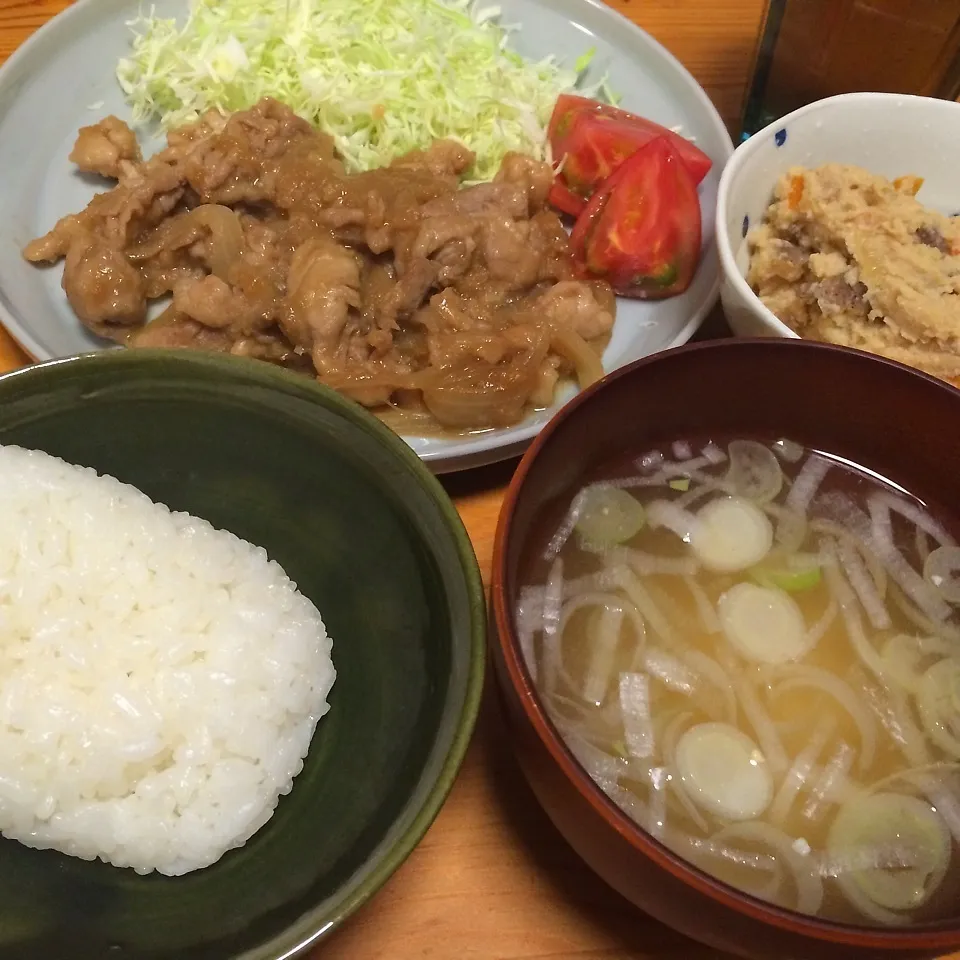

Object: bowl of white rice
[0,349,485,959]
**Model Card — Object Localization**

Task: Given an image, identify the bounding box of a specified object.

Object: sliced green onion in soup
[718,582,808,664]
[675,722,773,821]
[575,486,646,548]
[750,564,822,593]
[725,440,784,504]
[827,792,951,913]
[690,496,773,573]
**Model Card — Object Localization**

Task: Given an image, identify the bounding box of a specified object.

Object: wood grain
[0,4,911,960]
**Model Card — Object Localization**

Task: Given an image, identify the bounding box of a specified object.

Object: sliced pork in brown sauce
[24,98,615,432]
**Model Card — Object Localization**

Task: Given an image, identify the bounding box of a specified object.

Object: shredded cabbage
[116,0,598,181]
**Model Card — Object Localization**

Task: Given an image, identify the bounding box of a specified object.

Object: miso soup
[517,436,960,926]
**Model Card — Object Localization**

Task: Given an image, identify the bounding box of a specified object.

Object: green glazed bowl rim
[0,348,487,960]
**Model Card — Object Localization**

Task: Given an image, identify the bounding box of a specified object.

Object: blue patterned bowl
[715,92,960,338]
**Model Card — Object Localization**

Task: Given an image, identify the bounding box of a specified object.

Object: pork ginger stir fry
[24,99,615,431]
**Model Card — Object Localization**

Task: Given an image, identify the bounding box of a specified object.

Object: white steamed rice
[0,445,335,876]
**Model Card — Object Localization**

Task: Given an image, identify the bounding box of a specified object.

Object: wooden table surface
[0,2,855,959]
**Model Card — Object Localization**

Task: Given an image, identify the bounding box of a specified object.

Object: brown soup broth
[517,432,960,926]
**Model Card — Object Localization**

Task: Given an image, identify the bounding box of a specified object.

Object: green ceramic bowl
[0,349,485,960]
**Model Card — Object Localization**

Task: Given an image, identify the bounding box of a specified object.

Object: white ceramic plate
[0,0,732,472]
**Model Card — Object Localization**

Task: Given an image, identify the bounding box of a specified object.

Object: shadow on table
[477,684,737,960]
[440,456,519,501]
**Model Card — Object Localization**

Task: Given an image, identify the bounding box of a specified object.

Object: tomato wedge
[547,94,713,212]
[547,179,586,217]
[549,95,713,182]
[569,136,702,300]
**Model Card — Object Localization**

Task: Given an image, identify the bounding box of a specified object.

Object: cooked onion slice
[775,509,808,554]
[712,821,824,914]
[580,603,626,706]
[674,832,781,897]
[878,634,951,695]
[785,454,831,515]
[822,545,892,683]
[772,438,804,463]
[725,440,784,504]
[575,486,646,549]
[924,546,960,605]
[871,491,957,549]
[917,658,960,759]
[690,497,773,573]
[642,648,697,695]
[515,585,544,683]
[702,442,727,465]
[804,741,857,821]
[836,535,891,630]
[683,575,722,634]
[619,672,655,759]
[828,792,950,913]
[683,649,739,725]
[857,667,931,768]
[719,583,808,664]
[769,715,836,825]
[869,496,952,623]
[646,499,700,543]
[772,665,877,770]
[676,722,773,821]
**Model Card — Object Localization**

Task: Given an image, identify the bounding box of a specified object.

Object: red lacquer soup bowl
[490,339,960,960]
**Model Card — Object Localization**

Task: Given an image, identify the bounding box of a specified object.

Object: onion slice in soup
[772,438,804,463]
[642,648,698,695]
[540,558,565,694]
[868,497,952,623]
[771,665,877,770]
[516,585,544,682]
[581,604,626,706]
[769,715,836,825]
[804,741,857,821]
[870,491,957,550]
[619,672,655,758]
[822,545,892,683]
[646,500,700,543]
[712,821,824,915]
[924,546,960,604]
[836,535,891,630]
[682,575,722,634]
[682,650,739,724]
[785,454,831,515]
[702,442,727,465]
[916,658,960,760]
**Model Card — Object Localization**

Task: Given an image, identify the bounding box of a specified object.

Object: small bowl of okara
[716,92,960,383]
[0,349,485,959]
